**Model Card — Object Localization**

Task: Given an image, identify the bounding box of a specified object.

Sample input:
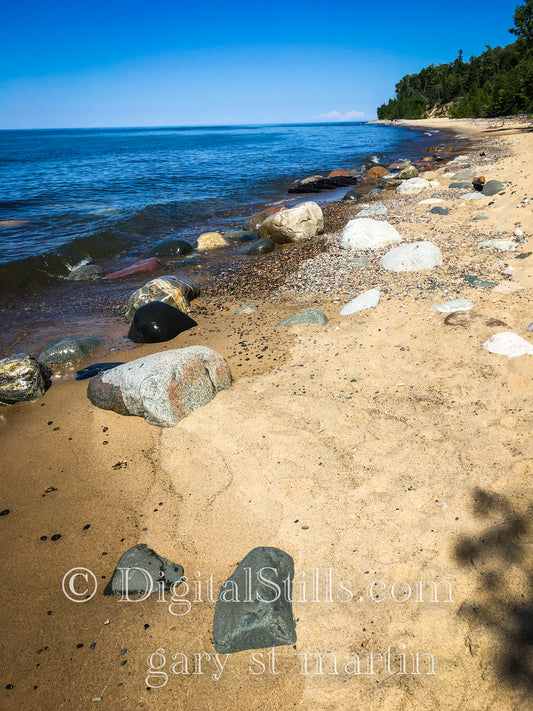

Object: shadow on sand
[454,488,533,695]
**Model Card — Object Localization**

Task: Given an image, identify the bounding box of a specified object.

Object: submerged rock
[276,309,328,326]
[247,237,275,255]
[258,202,323,243]
[213,547,296,653]
[381,242,443,272]
[104,258,161,280]
[340,218,402,251]
[148,239,193,258]
[66,264,102,281]
[104,544,183,596]
[0,354,51,406]
[38,337,100,365]
[87,346,232,426]
[127,301,197,343]
[126,276,200,322]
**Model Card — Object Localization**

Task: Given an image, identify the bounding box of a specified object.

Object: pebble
[51,534,61,541]
[92,696,103,702]
[431,299,474,313]
[0,509,10,516]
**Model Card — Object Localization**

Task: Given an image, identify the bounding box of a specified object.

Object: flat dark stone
[213,546,296,653]
[464,274,498,288]
[247,238,275,256]
[104,544,183,596]
[148,239,193,258]
[288,176,359,194]
[128,301,197,343]
[429,206,449,215]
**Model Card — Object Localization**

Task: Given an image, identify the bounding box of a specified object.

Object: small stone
[514,229,524,237]
[357,204,388,217]
[51,534,61,541]
[396,178,430,195]
[473,215,489,221]
[429,207,449,215]
[482,180,505,196]
[247,238,275,255]
[196,232,229,250]
[449,182,473,189]
[431,299,474,313]
[340,218,402,251]
[0,509,10,516]
[464,275,498,288]
[451,170,475,180]
[478,239,516,252]
[483,332,533,358]
[342,190,364,202]
[340,289,380,315]
[491,281,524,293]
[92,696,103,702]
[148,239,193,258]
[234,305,258,314]
[104,544,184,596]
[460,193,486,200]
[276,309,328,327]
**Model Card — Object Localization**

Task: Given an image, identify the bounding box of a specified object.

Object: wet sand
[1,117,532,709]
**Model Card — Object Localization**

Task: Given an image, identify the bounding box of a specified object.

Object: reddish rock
[366,166,390,179]
[328,169,351,178]
[104,258,161,280]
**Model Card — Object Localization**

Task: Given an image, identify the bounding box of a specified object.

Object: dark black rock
[288,176,360,194]
[76,363,124,381]
[104,544,184,596]
[239,234,258,243]
[148,239,193,258]
[429,206,449,215]
[247,238,275,256]
[127,301,197,343]
[342,189,364,203]
[213,546,296,653]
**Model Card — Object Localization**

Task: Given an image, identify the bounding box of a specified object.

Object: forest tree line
[377,0,533,119]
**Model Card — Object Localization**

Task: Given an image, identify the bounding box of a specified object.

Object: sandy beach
[1,117,532,710]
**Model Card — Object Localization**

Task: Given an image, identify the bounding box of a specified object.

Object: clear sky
[0,0,521,129]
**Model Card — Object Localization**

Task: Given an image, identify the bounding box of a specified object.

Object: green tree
[510,0,533,45]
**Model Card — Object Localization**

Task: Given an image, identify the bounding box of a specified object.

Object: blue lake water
[0,122,442,288]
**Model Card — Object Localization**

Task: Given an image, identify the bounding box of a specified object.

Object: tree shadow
[454,488,533,694]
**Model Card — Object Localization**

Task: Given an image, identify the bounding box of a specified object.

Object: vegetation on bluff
[377,0,533,119]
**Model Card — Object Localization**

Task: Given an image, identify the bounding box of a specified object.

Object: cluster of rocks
[105,545,296,654]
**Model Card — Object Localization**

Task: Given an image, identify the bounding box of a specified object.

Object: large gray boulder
[87,346,231,427]
[0,354,51,405]
[213,547,296,653]
[258,202,323,243]
[381,241,443,272]
[339,218,402,251]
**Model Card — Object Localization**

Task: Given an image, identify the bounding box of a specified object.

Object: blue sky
[0,0,521,128]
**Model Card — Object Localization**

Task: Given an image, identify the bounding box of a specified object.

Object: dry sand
[1,117,532,710]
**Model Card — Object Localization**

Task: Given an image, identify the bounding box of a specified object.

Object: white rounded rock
[396,178,431,195]
[339,218,402,251]
[258,201,323,243]
[483,332,533,358]
[478,239,516,252]
[340,288,380,315]
[381,241,443,272]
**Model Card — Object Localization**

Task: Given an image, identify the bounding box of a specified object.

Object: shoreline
[1,119,533,708]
